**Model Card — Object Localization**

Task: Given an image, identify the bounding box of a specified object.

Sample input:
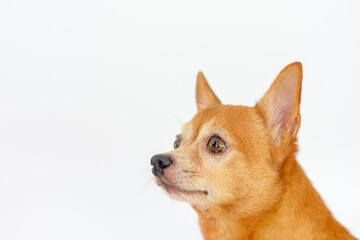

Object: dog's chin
[155,177,208,204]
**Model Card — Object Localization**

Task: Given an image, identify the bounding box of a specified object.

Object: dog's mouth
[155,177,208,196]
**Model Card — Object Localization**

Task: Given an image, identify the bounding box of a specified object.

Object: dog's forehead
[181,105,245,141]
[181,119,213,141]
[181,107,217,140]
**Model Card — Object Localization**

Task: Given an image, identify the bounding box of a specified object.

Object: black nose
[151,154,173,176]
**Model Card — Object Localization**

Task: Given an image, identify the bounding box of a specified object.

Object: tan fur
[153,62,356,240]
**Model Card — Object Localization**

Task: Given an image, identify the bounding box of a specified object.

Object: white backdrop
[0,0,359,239]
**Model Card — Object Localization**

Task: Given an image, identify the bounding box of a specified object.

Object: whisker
[183,169,201,174]
[138,176,156,193]
[182,170,205,179]
[191,175,205,179]
[167,112,185,127]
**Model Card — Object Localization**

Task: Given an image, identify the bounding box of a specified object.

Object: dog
[151,62,356,240]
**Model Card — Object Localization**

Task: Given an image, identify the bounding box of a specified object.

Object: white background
[0,0,359,239]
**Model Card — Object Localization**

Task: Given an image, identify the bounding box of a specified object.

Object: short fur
[152,62,355,240]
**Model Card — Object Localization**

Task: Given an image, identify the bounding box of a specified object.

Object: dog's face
[151,63,303,213]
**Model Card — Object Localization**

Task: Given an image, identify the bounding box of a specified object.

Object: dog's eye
[208,136,226,153]
[174,137,181,149]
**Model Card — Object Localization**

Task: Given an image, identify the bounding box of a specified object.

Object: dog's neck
[192,154,354,240]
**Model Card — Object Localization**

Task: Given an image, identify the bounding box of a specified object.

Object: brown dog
[151,62,356,240]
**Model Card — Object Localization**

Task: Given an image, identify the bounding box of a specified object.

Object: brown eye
[174,137,181,149]
[208,136,226,153]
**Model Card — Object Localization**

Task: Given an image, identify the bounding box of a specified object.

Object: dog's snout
[151,154,173,176]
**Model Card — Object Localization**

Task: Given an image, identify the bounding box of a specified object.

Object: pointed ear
[196,72,221,111]
[256,62,303,144]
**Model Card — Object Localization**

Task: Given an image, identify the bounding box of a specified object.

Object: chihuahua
[151,62,355,240]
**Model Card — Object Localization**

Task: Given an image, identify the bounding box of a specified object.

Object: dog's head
[151,62,303,214]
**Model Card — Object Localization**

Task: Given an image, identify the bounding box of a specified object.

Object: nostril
[158,160,165,169]
[161,158,173,168]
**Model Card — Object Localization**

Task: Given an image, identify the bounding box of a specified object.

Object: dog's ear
[256,62,303,145]
[196,72,221,111]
